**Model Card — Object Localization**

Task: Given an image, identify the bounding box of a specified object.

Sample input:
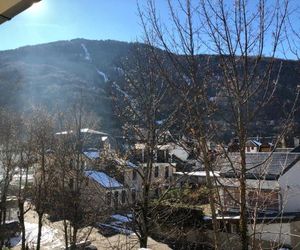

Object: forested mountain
[0,39,299,137]
[0,39,132,132]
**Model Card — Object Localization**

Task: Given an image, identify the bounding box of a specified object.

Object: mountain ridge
[0,38,299,137]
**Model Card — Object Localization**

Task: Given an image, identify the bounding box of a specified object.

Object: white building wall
[248,222,291,246]
[279,161,300,213]
[245,146,259,153]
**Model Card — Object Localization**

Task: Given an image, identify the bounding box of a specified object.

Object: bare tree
[137,1,222,248]
[200,1,295,248]
[48,106,103,250]
[0,108,21,248]
[16,115,36,250]
[112,45,178,248]
[137,0,298,249]
[30,108,55,250]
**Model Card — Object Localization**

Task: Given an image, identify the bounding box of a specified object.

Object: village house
[173,171,220,188]
[56,128,111,152]
[218,152,300,213]
[83,170,129,211]
[64,138,179,210]
[245,139,273,153]
[55,158,132,213]
[114,161,176,200]
[129,142,180,196]
[216,151,300,248]
[229,137,274,153]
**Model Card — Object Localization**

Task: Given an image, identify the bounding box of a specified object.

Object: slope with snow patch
[96,69,108,82]
[81,43,91,61]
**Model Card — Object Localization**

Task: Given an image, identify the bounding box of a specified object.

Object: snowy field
[10,222,62,249]
[9,209,171,250]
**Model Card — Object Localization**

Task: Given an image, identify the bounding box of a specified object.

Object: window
[155,188,159,197]
[157,150,165,162]
[132,189,136,203]
[106,192,111,206]
[121,190,126,204]
[223,188,240,209]
[165,166,169,179]
[114,191,119,208]
[248,189,279,211]
[69,159,73,169]
[154,166,159,178]
[135,149,144,162]
[69,178,74,189]
[132,170,137,181]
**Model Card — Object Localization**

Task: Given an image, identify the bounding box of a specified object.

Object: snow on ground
[11,222,62,249]
[81,43,91,61]
[10,208,170,250]
[25,222,61,247]
[96,69,108,82]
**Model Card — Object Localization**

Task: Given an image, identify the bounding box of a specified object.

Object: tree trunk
[140,183,150,248]
[63,219,69,250]
[36,212,43,250]
[240,149,248,250]
[18,200,26,250]
[204,167,220,249]
[140,234,148,248]
[71,226,78,250]
[0,192,8,248]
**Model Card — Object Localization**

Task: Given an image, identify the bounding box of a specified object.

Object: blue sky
[0,0,299,59]
[0,0,149,51]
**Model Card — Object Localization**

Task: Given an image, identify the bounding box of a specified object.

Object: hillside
[0,39,134,132]
[0,39,299,136]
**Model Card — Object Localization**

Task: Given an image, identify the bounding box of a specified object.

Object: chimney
[281,137,286,148]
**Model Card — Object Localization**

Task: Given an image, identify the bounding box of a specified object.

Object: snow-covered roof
[156,119,165,125]
[111,214,132,223]
[80,128,108,135]
[221,152,300,179]
[174,171,220,177]
[85,171,123,188]
[134,143,189,161]
[115,158,138,169]
[83,151,100,160]
[55,128,108,136]
[126,161,138,169]
[252,140,262,146]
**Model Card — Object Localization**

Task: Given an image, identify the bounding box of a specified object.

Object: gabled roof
[220,152,300,180]
[246,140,262,147]
[115,158,138,169]
[174,171,220,177]
[85,171,123,189]
[55,128,108,136]
[80,128,108,136]
[83,150,100,160]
